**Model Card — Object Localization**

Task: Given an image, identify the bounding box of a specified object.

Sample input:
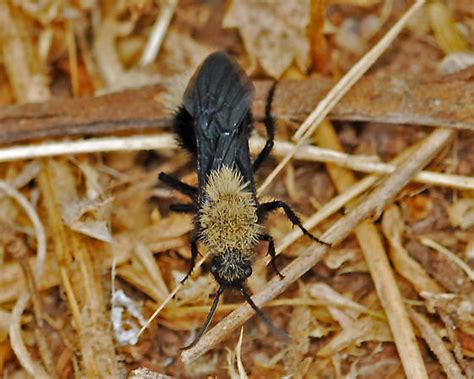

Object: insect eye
[244,266,252,278]
[210,264,218,274]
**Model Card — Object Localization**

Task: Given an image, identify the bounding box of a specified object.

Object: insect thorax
[199,166,263,256]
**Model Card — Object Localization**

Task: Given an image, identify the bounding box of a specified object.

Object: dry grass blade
[382,205,443,293]
[419,237,474,282]
[257,0,426,194]
[139,0,177,66]
[137,253,210,339]
[226,327,248,379]
[181,127,454,363]
[0,181,48,378]
[409,309,465,379]
[428,1,469,54]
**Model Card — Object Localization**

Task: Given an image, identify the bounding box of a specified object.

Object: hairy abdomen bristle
[199,167,263,256]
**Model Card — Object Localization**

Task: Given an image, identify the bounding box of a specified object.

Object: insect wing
[183,52,255,186]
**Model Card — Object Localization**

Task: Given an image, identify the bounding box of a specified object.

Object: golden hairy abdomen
[199,167,263,255]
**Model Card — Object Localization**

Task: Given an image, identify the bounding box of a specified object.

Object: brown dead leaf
[421,292,474,324]
[448,198,474,229]
[402,194,433,223]
[382,204,443,294]
[49,159,114,241]
[173,274,216,306]
[309,283,382,326]
[76,161,105,200]
[223,0,310,78]
[117,242,170,302]
[323,248,361,270]
[284,302,313,377]
[13,0,64,25]
[317,316,392,357]
[94,14,162,93]
[62,197,114,243]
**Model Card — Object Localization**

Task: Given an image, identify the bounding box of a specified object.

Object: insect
[159,51,328,349]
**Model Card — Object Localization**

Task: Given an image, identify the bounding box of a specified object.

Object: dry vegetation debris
[0,0,473,378]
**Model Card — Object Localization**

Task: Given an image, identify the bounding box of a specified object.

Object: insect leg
[260,233,284,279]
[239,286,291,342]
[253,82,277,172]
[181,284,225,350]
[180,235,200,284]
[158,172,197,199]
[257,201,330,246]
[170,203,197,213]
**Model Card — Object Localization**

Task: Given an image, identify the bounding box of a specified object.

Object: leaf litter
[0,0,472,378]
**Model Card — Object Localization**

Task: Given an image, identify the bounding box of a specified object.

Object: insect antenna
[181,284,225,350]
[239,286,291,343]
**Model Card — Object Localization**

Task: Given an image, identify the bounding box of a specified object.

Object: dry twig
[139,0,177,66]
[0,67,472,146]
[1,134,473,191]
[314,120,429,378]
[181,128,454,364]
[258,0,426,194]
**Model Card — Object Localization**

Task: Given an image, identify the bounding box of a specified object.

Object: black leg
[239,285,290,342]
[181,285,225,350]
[159,172,197,199]
[180,236,199,284]
[260,233,284,279]
[258,201,330,246]
[253,82,276,172]
[170,203,197,213]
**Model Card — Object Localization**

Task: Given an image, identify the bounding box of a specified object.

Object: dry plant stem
[38,163,83,330]
[258,0,426,194]
[0,135,175,162]
[181,128,454,363]
[1,134,473,191]
[139,0,177,66]
[0,67,472,146]
[0,2,50,103]
[420,237,474,281]
[0,181,48,378]
[439,313,468,377]
[409,309,465,379]
[357,221,428,378]
[73,234,120,378]
[274,175,378,255]
[39,160,120,378]
[315,120,428,378]
[66,21,80,97]
[262,139,474,191]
